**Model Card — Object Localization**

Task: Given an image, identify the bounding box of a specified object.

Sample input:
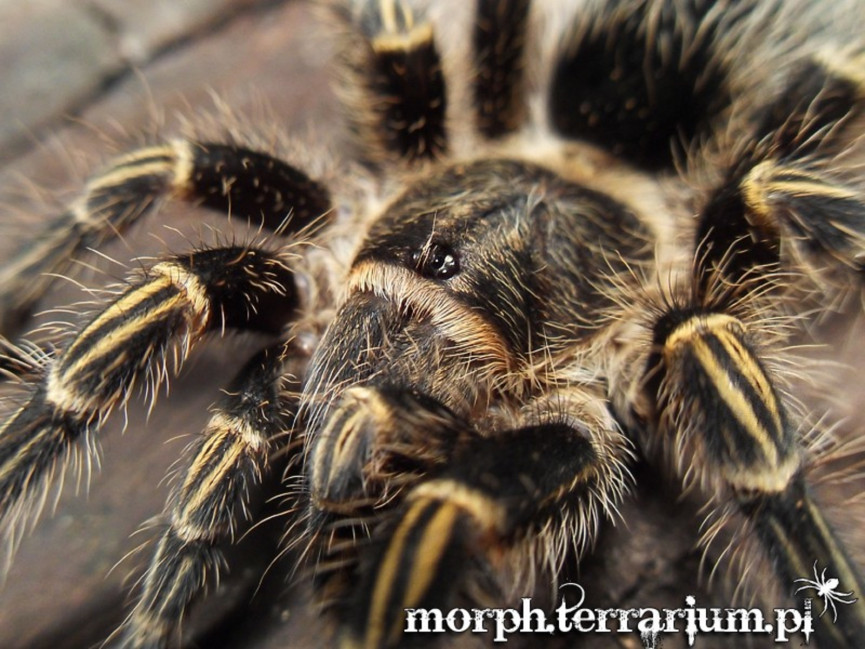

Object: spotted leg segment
[550,0,746,169]
[331,0,448,165]
[0,140,330,338]
[472,0,531,138]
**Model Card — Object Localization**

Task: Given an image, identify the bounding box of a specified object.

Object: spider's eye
[411,243,460,280]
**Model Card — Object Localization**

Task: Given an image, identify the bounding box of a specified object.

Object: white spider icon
[795,562,859,622]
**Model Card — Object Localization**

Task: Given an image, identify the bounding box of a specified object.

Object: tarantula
[1,0,865,648]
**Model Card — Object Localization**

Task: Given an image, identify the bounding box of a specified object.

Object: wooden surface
[0,2,863,649]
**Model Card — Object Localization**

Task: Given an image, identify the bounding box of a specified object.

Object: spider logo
[795,562,859,623]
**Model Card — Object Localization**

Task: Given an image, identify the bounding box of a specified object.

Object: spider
[796,561,859,624]
[1,0,865,648]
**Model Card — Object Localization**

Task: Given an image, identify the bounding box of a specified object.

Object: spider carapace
[1,1,865,648]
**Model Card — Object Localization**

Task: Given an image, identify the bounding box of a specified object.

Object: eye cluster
[410,242,460,280]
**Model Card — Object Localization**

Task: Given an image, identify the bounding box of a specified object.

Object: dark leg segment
[332,0,448,165]
[753,52,865,160]
[0,246,294,539]
[549,0,742,168]
[472,0,531,138]
[186,143,331,228]
[118,341,297,649]
[0,140,330,338]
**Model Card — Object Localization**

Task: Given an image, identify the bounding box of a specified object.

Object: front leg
[310,384,631,649]
[309,384,476,516]
[0,140,330,339]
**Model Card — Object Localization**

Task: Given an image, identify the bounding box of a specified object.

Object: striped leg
[0,140,330,338]
[334,390,630,649]
[118,341,299,649]
[648,308,865,648]
[634,56,865,647]
[304,384,479,609]
[333,0,534,163]
[0,246,295,553]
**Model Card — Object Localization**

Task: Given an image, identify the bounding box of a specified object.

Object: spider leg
[309,384,476,517]
[660,51,865,647]
[117,340,303,649]
[0,140,330,338]
[696,50,865,297]
[471,0,531,138]
[549,0,748,169]
[742,477,864,644]
[330,0,448,166]
[331,0,535,163]
[314,387,629,649]
[643,305,865,648]
[0,245,296,555]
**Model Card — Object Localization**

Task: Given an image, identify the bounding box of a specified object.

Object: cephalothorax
[1,1,865,648]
